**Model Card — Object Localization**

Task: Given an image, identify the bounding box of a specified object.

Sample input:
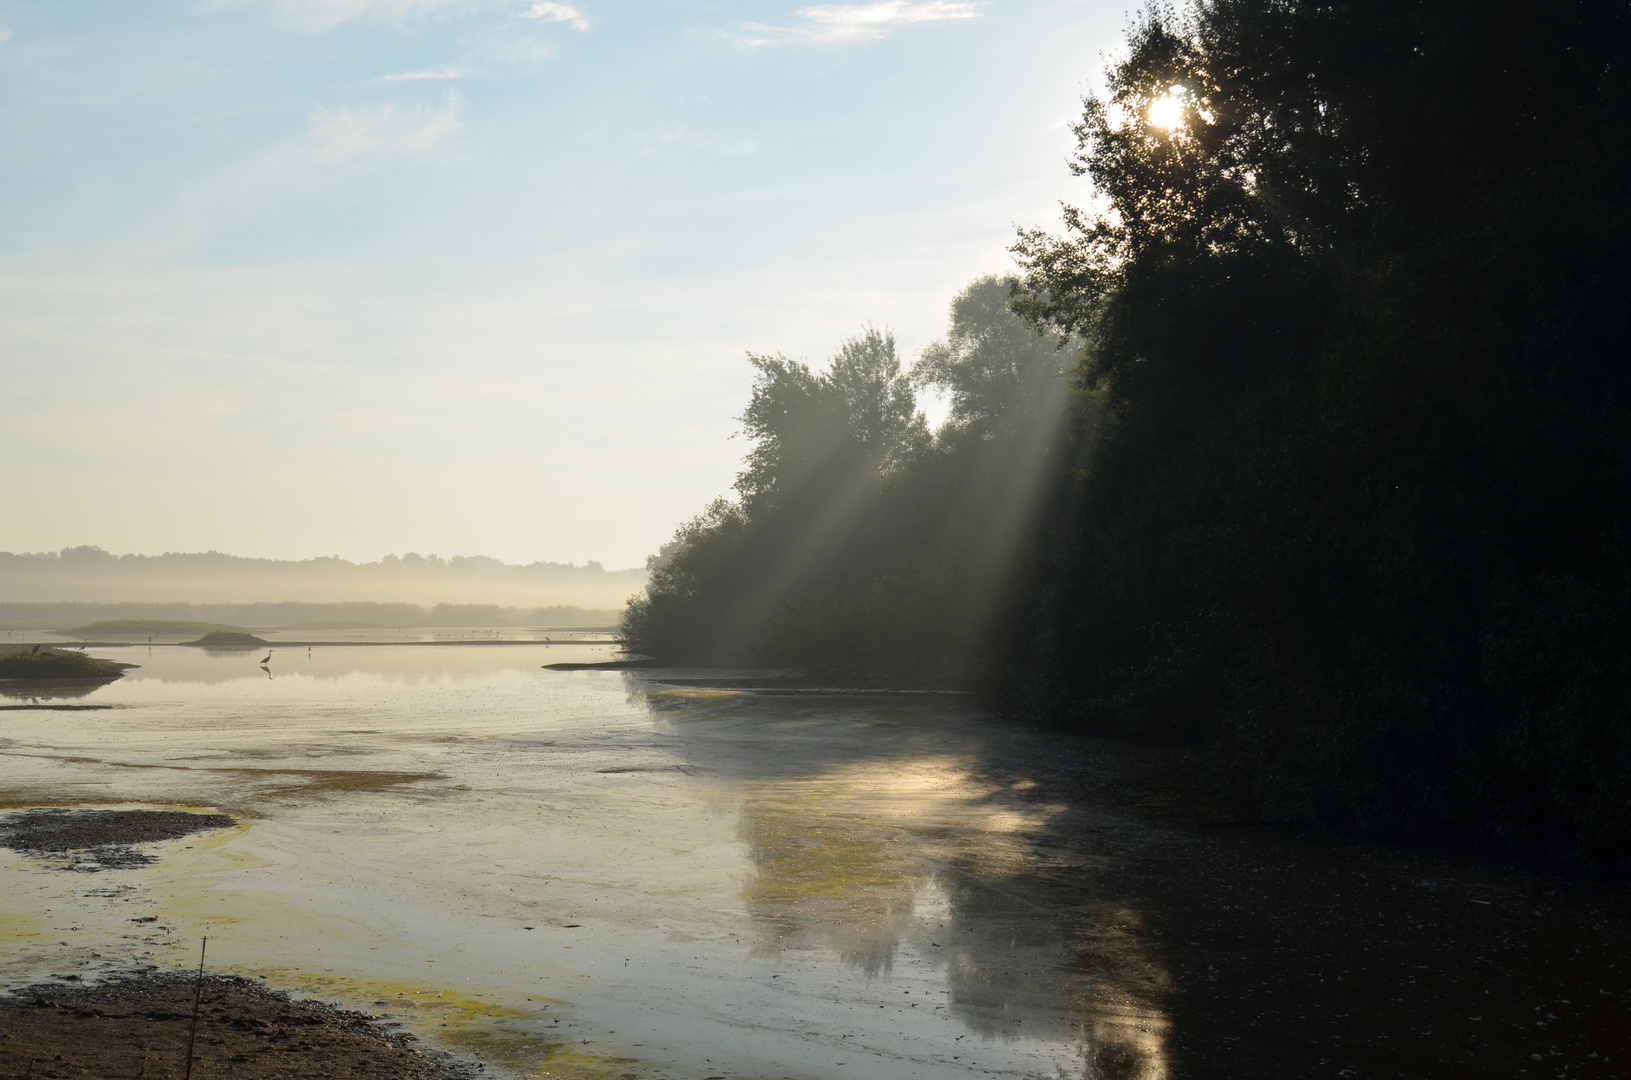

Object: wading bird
[258,651,272,666]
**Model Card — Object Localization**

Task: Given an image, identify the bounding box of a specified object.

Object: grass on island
[183,630,270,648]
[0,646,133,682]
[63,619,256,639]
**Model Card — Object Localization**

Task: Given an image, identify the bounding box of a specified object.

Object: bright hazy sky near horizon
[0,0,1124,570]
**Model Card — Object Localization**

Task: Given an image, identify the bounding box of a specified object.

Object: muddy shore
[0,808,238,872]
[0,973,478,1079]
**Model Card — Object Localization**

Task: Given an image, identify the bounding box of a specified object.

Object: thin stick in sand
[184,937,207,1080]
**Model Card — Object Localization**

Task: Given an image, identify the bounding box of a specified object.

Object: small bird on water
[258,651,272,666]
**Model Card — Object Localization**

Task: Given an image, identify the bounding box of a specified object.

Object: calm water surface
[0,643,1626,1079]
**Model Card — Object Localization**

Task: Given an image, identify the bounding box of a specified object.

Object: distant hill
[0,547,645,611]
[65,619,254,639]
[183,631,270,649]
[0,601,621,633]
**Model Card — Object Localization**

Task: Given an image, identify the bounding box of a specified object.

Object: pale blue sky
[0,0,1124,569]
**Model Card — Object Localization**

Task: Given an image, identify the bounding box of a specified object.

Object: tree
[737,327,928,510]
[914,276,1075,441]
[1004,0,1631,871]
[625,328,931,663]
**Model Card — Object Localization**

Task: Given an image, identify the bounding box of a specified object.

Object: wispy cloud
[309,91,463,162]
[378,67,460,81]
[727,1,975,48]
[83,90,465,275]
[0,27,13,45]
[521,1,589,32]
[203,0,471,34]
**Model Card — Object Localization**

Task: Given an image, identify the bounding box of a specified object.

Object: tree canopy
[1005,0,1631,873]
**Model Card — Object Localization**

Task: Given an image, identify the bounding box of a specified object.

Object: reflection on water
[644,689,1171,1078]
[736,756,1170,1077]
[0,680,110,702]
[0,646,1623,1079]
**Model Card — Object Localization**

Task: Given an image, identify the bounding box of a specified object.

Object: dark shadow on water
[624,671,1631,1079]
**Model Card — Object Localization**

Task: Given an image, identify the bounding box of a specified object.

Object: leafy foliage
[1005,0,1631,872]
[623,285,1074,673]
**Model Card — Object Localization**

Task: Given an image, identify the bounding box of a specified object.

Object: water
[0,643,1626,1078]
[5,625,617,644]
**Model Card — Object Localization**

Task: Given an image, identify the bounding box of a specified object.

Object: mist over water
[0,547,643,615]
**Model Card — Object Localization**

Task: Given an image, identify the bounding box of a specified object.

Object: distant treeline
[627,0,1631,875]
[0,601,620,631]
[0,547,643,611]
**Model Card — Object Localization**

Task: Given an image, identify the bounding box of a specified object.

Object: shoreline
[0,972,479,1079]
[4,638,620,649]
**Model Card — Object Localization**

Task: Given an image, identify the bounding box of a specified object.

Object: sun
[1147,87,1187,131]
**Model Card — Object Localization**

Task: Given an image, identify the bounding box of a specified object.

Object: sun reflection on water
[727,746,1172,1078]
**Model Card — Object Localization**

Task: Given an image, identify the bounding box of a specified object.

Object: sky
[0,0,1127,570]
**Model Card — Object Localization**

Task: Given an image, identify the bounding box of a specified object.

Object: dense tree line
[627,0,1631,874]
[623,293,1075,674]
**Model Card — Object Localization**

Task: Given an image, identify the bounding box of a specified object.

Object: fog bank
[0,547,644,611]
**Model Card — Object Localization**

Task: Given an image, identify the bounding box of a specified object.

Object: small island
[0,646,136,684]
[181,630,270,649]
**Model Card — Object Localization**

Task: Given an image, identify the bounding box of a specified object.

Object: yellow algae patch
[737,783,936,971]
[0,852,86,958]
[140,892,378,972]
[273,973,541,1025]
[746,825,921,901]
[0,807,257,974]
[0,905,51,947]
[230,973,647,1080]
[142,814,265,887]
[734,755,1077,971]
[251,971,536,1020]
[517,1045,652,1080]
[739,754,1055,906]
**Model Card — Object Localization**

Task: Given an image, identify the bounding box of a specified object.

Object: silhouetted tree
[1006,0,1631,872]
